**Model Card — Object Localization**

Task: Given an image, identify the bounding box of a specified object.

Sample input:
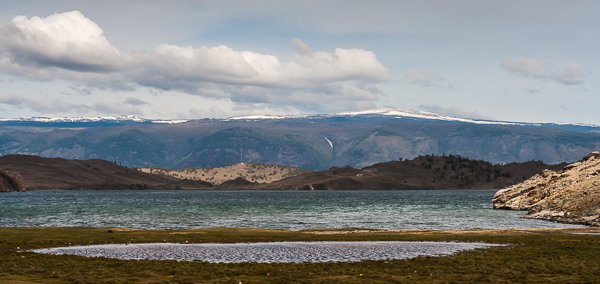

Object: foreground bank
[1,227,599,283]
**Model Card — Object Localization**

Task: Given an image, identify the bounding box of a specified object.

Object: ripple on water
[33,241,505,263]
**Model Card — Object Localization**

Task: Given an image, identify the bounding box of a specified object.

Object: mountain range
[1,109,599,170]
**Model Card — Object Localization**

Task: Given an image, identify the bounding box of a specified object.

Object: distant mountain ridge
[1,108,599,170]
[2,108,599,133]
[0,115,188,127]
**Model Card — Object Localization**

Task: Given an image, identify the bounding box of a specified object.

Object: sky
[0,1,598,124]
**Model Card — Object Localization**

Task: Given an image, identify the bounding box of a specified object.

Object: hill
[0,154,567,191]
[0,155,213,190]
[219,154,568,190]
[141,163,309,185]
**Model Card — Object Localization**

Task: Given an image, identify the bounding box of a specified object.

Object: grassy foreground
[1,227,600,283]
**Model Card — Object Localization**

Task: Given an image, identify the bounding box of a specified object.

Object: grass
[1,227,600,283]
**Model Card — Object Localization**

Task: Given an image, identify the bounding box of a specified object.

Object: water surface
[0,190,582,230]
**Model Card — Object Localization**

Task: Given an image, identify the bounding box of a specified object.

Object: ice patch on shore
[33,241,504,263]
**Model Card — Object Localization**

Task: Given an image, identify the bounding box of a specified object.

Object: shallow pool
[33,241,505,263]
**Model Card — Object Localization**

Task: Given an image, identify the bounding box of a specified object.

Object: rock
[493,153,600,226]
[0,168,26,192]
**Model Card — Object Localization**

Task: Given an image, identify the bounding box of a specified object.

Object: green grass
[1,227,600,283]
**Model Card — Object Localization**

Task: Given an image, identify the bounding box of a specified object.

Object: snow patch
[324,137,333,148]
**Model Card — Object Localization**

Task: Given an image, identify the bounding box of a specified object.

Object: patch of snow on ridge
[332,108,528,126]
[228,114,308,120]
[225,108,530,126]
[151,120,188,124]
[324,137,333,148]
[0,115,188,124]
[0,115,147,123]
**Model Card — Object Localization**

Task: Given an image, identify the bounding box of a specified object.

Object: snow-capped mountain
[0,115,188,126]
[1,108,599,169]
[0,108,598,132]
[226,108,600,132]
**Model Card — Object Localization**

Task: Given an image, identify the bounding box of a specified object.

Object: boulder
[493,152,600,226]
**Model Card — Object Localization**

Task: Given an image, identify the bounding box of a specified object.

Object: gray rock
[493,153,600,226]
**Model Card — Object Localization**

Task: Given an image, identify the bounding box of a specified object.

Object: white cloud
[0,11,121,73]
[501,57,586,85]
[0,11,391,114]
[419,103,495,120]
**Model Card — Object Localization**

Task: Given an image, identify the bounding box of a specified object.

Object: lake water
[0,190,583,230]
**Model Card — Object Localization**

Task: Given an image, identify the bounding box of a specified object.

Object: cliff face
[0,168,25,192]
[493,152,600,226]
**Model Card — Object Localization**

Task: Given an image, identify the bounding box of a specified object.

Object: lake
[0,190,582,230]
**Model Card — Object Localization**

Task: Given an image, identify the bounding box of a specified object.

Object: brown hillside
[141,163,308,185]
[0,155,213,190]
[225,155,568,190]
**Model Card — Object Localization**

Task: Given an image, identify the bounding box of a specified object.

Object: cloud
[188,106,227,119]
[525,87,540,93]
[94,101,143,115]
[124,97,149,106]
[501,57,586,85]
[0,92,89,113]
[0,92,143,115]
[419,103,495,120]
[0,11,391,114]
[0,92,25,105]
[0,11,121,73]
[404,68,451,88]
[292,38,312,56]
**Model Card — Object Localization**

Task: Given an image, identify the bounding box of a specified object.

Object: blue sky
[0,0,598,124]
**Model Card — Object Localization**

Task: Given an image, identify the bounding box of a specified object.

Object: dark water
[0,190,582,230]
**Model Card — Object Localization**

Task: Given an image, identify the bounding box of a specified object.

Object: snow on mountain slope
[1,108,598,131]
[226,108,600,129]
[0,115,188,124]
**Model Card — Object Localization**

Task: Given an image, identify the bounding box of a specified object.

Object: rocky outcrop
[0,168,26,192]
[493,152,600,226]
